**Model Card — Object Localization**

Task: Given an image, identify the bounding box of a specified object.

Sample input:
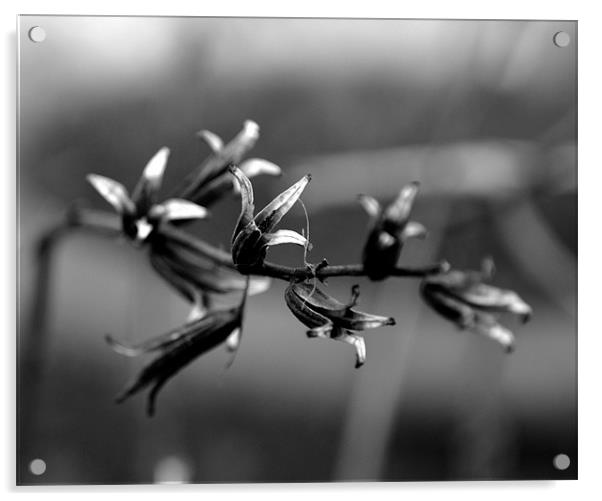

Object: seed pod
[107,278,252,416]
[420,259,532,352]
[174,121,281,205]
[360,183,427,281]
[107,306,242,416]
[285,282,395,368]
[191,158,282,207]
[230,166,310,271]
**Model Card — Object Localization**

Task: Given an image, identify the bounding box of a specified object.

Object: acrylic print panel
[17,16,577,485]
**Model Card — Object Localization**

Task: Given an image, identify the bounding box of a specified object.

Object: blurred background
[17,17,576,484]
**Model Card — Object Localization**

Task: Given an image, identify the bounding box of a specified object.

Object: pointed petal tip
[196,129,224,153]
[440,260,452,273]
[158,199,211,221]
[114,389,129,405]
[146,146,170,170]
[105,334,142,357]
[86,174,133,214]
[243,119,259,133]
[239,120,260,144]
[145,147,170,179]
[240,158,282,178]
[357,194,381,219]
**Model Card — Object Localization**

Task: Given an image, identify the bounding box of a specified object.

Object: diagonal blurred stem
[26,206,121,370]
[19,206,122,469]
[27,206,121,362]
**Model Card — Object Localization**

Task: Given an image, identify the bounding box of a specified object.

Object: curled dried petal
[253,174,311,233]
[221,120,260,164]
[150,199,210,222]
[131,147,170,215]
[285,282,395,367]
[197,129,224,153]
[291,282,350,313]
[360,183,424,281]
[106,307,237,358]
[332,330,367,368]
[87,174,135,215]
[383,182,419,231]
[239,158,282,179]
[110,304,243,416]
[401,221,428,240]
[230,168,311,269]
[472,313,516,353]
[420,283,476,329]
[262,230,308,249]
[230,166,257,241]
[174,121,260,203]
[454,283,532,322]
[421,261,531,352]
[285,284,334,335]
[189,158,282,208]
[358,194,381,220]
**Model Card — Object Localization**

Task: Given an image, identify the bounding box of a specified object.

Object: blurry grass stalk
[495,199,576,317]
[334,207,450,480]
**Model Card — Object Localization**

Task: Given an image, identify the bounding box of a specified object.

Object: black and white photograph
[16,15,577,485]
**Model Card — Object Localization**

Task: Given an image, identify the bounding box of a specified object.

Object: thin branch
[251,260,449,282]
[158,224,447,282]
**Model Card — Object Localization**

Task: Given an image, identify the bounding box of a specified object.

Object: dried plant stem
[159,224,448,282]
[20,206,122,473]
[256,261,448,281]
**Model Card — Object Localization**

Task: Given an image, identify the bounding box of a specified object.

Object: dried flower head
[173,120,282,206]
[285,282,396,368]
[230,166,311,272]
[87,148,209,244]
[149,226,270,308]
[359,183,427,280]
[420,258,532,352]
[106,282,249,416]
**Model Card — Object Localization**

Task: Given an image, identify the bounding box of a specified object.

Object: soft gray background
[18,16,576,484]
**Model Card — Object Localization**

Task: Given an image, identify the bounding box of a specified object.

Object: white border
[3,1,599,500]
